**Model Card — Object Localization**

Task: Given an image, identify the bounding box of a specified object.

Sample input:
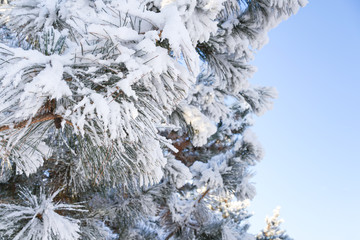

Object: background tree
[0,0,306,239]
[256,207,293,240]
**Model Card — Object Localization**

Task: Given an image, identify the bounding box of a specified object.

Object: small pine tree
[0,0,306,239]
[256,207,293,240]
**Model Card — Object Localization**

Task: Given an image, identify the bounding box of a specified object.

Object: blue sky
[248,1,360,239]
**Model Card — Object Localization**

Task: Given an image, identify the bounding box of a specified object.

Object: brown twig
[165,230,175,240]
[197,188,210,203]
[0,113,73,132]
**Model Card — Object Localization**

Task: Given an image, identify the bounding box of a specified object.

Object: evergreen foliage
[0,0,306,239]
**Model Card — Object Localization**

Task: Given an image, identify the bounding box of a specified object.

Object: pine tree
[0,0,306,239]
[256,207,293,240]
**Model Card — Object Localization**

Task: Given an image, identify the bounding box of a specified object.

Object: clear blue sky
[248,1,360,239]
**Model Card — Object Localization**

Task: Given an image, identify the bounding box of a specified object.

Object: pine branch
[164,188,211,240]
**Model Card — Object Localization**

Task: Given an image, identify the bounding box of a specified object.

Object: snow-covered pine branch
[0,188,85,240]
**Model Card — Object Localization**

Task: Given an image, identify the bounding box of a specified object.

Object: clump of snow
[165,156,192,188]
[181,104,217,147]
[21,59,71,112]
